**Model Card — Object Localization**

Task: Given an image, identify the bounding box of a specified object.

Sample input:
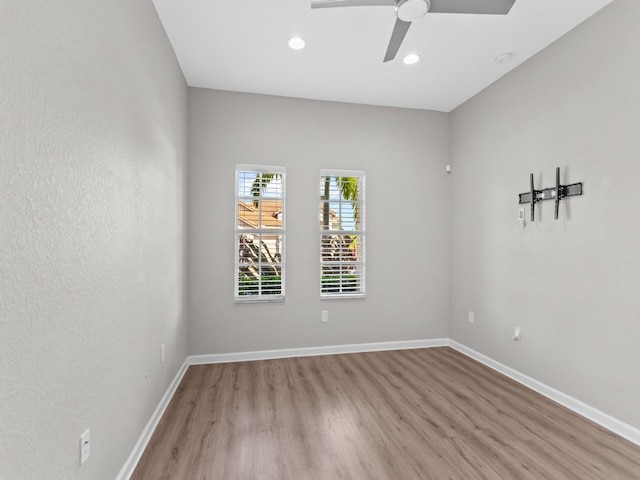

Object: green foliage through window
[320,171,365,297]
[235,166,285,301]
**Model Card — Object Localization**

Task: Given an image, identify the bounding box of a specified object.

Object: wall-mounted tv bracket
[518,167,582,221]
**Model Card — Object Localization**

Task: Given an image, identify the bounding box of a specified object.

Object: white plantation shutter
[235,165,285,302]
[320,169,365,298]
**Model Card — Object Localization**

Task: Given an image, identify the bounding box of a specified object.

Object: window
[235,165,285,302]
[320,170,365,298]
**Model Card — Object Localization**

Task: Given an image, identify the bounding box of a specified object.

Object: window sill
[235,296,285,304]
[320,293,366,300]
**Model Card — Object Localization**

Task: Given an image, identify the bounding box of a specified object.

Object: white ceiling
[152,0,611,112]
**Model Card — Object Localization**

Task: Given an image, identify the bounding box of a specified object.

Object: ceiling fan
[311,0,516,62]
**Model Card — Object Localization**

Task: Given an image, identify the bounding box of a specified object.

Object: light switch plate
[80,429,90,465]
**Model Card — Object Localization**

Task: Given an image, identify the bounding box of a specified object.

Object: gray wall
[450,0,640,429]
[188,89,450,354]
[0,1,188,479]
[4,0,639,477]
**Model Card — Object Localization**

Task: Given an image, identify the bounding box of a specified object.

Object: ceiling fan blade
[383,18,411,63]
[311,0,395,9]
[429,0,516,15]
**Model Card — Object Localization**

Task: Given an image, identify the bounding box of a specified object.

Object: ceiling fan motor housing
[396,0,430,22]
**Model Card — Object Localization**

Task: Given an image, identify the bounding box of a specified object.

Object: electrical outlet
[468,311,474,324]
[161,344,165,363]
[80,429,90,465]
[321,310,328,323]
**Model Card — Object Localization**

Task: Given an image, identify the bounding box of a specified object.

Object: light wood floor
[132,347,640,479]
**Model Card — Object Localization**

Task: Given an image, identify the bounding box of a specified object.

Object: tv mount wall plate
[518,167,582,221]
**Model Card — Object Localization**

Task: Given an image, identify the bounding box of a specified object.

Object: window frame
[319,169,366,299]
[235,165,286,303]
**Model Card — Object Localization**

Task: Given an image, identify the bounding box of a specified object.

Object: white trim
[448,340,640,447]
[115,358,190,480]
[237,164,286,175]
[117,339,445,477]
[189,338,448,365]
[320,293,366,300]
[119,338,640,477]
[235,165,286,302]
[320,170,366,298]
[320,168,365,178]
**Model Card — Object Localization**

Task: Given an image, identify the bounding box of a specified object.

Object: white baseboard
[116,339,446,479]
[448,340,640,447]
[118,338,640,478]
[115,357,190,480]
[188,338,449,365]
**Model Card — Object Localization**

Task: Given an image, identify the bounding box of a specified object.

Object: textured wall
[450,0,640,429]
[0,1,188,479]
[188,89,450,355]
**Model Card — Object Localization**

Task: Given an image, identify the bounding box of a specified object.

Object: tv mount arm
[518,167,582,221]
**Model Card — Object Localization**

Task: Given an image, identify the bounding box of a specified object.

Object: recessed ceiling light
[403,53,420,65]
[495,52,513,64]
[288,37,305,50]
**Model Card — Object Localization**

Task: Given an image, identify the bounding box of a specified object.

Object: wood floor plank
[131,347,640,479]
